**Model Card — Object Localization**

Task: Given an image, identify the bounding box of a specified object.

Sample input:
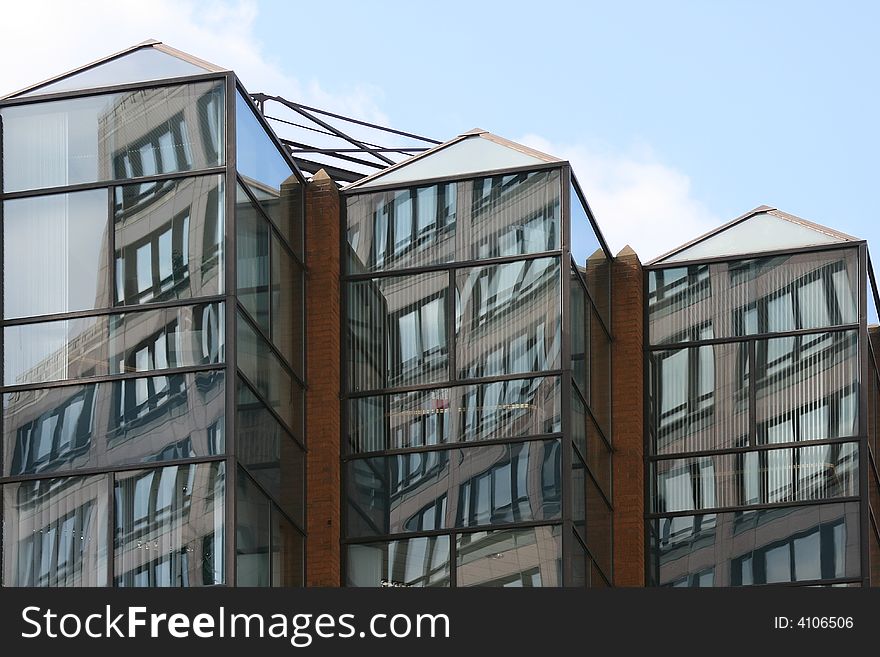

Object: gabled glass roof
[346,130,560,190]
[652,207,859,264]
[9,41,225,99]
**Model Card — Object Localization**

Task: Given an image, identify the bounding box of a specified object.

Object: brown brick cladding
[611,245,645,585]
[304,170,342,586]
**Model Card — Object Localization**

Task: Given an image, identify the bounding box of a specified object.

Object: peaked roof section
[648,206,860,265]
[344,129,562,191]
[2,39,227,100]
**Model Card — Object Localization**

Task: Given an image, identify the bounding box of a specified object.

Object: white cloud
[0,0,388,123]
[519,135,722,262]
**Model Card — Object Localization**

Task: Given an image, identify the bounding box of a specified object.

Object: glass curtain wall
[646,246,865,587]
[0,52,306,587]
[343,166,612,587]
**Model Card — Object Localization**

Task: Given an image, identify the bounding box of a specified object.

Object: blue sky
[1,0,877,261]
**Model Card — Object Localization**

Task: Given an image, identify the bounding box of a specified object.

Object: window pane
[348,271,448,391]
[235,468,271,586]
[2,81,224,193]
[4,302,224,386]
[346,537,450,587]
[464,169,560,260]
[272,234,303,374]
[570,181,610,323]
[236,185,270,333]
[4,189,109,319]
[650,342,750,455]
[273,510,304,587]
[456,525,562,587]
[237,377,304,525]
[19,47,210,98]
[346,183,456,274]
[648,249,859,345]
[235,93,303,256]
[4,370,225,477]
[236,312,300,432]
[2,474,109,586]
[586,474,612,577]
[456,257,560,379]
[115,462,225,586]
[115,175,223,306]
[652,442,859,512]
[756,330,858,443]
[345,439,561,539]
[649,503,860,587]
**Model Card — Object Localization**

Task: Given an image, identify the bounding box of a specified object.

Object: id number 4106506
[774,617,854,630]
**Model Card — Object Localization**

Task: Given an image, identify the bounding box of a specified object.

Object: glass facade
[343,164,612,587]
[0,45,306,587]
[647,243,867,587]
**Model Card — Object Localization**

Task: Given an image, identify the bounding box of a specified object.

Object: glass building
[646,206,877,587]
[0,40,306,587]
[340,130,613,587]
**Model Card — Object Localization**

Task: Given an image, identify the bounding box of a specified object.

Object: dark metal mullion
[560,167,573,586]
[645,495,861,520]
[107,471,116,586]
[342,249,562,282]
[647,435,862,462]
[449,531,458,588]
[345,161,564,196]
[646,241,865,271]
[1,293,227,327]
[0,167,227,202]
[346,368,565,399]
[644,322,860,351]
[858,242,871,586]
[341,519,565,545]
[1,363,225,394]
[749,339,757,447]
[222,71,238,588]
[0,454,228,485]
[0,72,228,109]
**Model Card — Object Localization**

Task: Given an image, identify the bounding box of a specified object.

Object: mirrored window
[2,474,109,586]
[348,271,449,391]
[5,302,224,386]
[115,175,223,306]
[4,189,110,319]
[456,257,560,379]
[650,503,860,586]
[115,461,225,587]
[236,467,271,586]
[346,537,450,587]
[4,370,224,477]
[235,93,303,255]
[237,377,304,525]
[2,81,224,193]
[345,439,561,538]
[456,525,561,587]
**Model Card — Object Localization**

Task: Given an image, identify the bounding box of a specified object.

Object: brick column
[611,245,645,585]
[304,170,342,586]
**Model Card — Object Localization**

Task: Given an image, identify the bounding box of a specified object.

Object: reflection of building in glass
[1,41,305,587]
[6,41,879,590]
[646,207,878,587]
[342,131,613,587]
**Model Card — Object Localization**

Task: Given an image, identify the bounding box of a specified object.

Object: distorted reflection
[4,371,224,477]
[115,462,225,586]
[2,474,109,586]
[651,503,860,586]
[456,525,561,587]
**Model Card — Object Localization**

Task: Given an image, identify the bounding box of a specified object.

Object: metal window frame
[644,241,872,586]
